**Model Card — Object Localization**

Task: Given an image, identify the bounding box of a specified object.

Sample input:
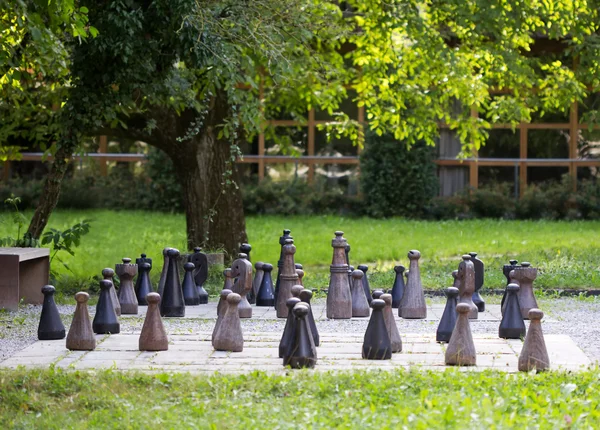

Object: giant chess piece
[240,243,252,262]
[66,292,95,350]
[291,284,304,299]
[501,259,519,312]
[276,239,299,318]
[116,258,139,315]
[381,293,402,353]
[213,289,232,343]
[279,297,302,358]
[498,284,526,339]
[399,250,426,319]
[217,268,235,314]
[511,263,538,320]
[189,247,209,304]
[160,248,185,317]
[252,262,265,301]
[102,268,120,316]
[445,303,476,366]
[284,303,317,369]
[274,229,292,305]
[391,265,406,309]
[256,263,275,307]
[518,308,550,372]
[93,280,120,334]
[38,285,65,340]
[357,264,372,305]
[182,262,201,306]
[134,262,153,306]
[345,242,351,266]
[469,252,485,312]
[231,255,253,318]
[347,265,355,291]
[362,299,392,360]
[139,292,168,351]
[327,231,353,319]
[436,287,459,343]
[299,288,319,347]
[351,269,370,317]
[372,290,384,300]
[136,253,152,267]
[456,255,478,319]
[157,247,172,298]
[296,267,305,287]
[213,293,244,352]
[240,244,255,304]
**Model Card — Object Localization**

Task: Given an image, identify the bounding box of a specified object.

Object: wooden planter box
[0,247,50,311]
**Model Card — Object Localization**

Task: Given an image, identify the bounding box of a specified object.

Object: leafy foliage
[0,195,39,247]
[41,219,91,275]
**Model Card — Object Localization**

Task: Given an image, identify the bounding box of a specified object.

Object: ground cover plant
[1,367,599,428]
[1,210,598,294]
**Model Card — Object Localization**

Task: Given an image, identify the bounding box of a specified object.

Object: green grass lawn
[1,368,599,428]
[2,210,599,294]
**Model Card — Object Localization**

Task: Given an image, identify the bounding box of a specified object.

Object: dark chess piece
[274,229,292,306]
[256,263,275,306]
[160,248,185,317]
[291,284,304,299]
[213,289,232,343]
[351,269,370,317]
[345,242,351,266]
[372,290,384,300]
[93,280,120,334]
[445,303,476,366]
[189,247,209,303]
[102,268,120,316]
[134,262,153,306]
[182,262,200,306]
[139,292,168,351]
[231,255,253,318]
[213,293,244,352]
[501,259,519,312]
[327,231,352,319]
[381,293,402,353]
[66,292,95,350]
[436,287,459,343]
[240,243,252,262]
[252,262,265,301]
[38,285,65,340]
[279,297,302,358]
[135,253,152,268]
[498,284,526,339]
[518,308,550,372]
[157,247,172,298]
[362,299,392,359]
[296,267,305,287]
[240,245,255,304]
[276,239,299,318]
[347,265,355,292]
[399,250,426,319]
[469,252,485,312]
[456,255,478,319]
[300,288,320,347]
[284,303,317,369]
[511,263,539,320]
[116,258,139,315]
[357,264,372,305]
[391,265,406,309]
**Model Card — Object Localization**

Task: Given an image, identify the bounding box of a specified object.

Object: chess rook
[139,292,168,351]
[399,250,426,319]
[436,287,459,343]
[327,231,352,319]
[445,303,476,366]
[518,308,550,372]
[38,285,65,340]
[66,292,95,351]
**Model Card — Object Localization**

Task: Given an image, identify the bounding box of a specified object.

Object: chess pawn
[390,265,406,308]
[499,284,526,339]
[399,250,426,319]
[276,239,299,318]
[182,262,200,306]
[436,287,459,343]
[157,247,172,298]
[511,262,538,320]
[93,280,120,334]
[279,297,302,358]
[139,292,168,351]
[456,255,478,319]
[189,247,209,304]
[518,309,550,372]
[296,268,305,286]
[231,256,253,318]
[252,262,265,300]
[134,262,153,306]
[285,303,317,369]
[469,252,485,312]
[299,289,320,347]
[362,299,392,359]
[38,285,65,340]
[372,290,384,300]
[213,289,232,343]
[275,229,292,305]
[160,248,185,317]
[500,259,519,312]
[380,293,402,353]
[357,264,372,305]
[116,258,138,315]
[445,303,476,366]
[213,293,244,352]
[240,243,252,262]
[291,284,304,299]
[256,263,275,307]
[327,231,353,319]
[66,292,95,350]
[351,269,370,317]
[102,268,120,316]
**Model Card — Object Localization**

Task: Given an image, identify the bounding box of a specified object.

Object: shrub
[467,183,514,218]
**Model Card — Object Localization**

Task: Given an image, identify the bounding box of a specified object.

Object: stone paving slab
[0,331,590,373]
